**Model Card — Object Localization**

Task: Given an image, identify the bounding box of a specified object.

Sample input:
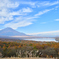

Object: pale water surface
[25,38,56,42]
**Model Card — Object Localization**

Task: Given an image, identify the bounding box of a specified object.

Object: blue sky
[0,0,59,36]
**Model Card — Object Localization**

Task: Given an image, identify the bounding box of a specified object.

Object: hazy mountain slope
[0,27,26,36]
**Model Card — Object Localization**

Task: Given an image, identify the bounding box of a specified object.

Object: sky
[0,0,59,36]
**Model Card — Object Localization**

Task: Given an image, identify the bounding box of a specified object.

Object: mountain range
[0,27,26,36]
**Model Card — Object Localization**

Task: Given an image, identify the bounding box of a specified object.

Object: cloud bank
[28,30,59,36]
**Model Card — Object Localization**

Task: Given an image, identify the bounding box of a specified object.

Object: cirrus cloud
[55,19,59,21]
[0,0,59,29]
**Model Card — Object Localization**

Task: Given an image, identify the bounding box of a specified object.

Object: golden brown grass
[0,57,55,59]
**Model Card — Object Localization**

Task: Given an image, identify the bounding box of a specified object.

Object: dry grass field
[0,57,56,59]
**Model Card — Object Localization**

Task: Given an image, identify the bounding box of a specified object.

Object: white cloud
[4,21,33,29]
[35,8,54,16]
[9,7,32,16]
[0,0,20,24]
[0,0,19,8]
[55,19,59,21]
[0,16,13,24]
[0,0,33,24]
[28,30,59,35]
[38,1,59,7]
[22,7,33,12]
[19,1,59,8]
[19,1,36,8]
[5,22,32,29]
[4,16,34,29]
[9,9,26,16]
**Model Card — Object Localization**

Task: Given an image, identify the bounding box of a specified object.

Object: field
[0,57,56,59]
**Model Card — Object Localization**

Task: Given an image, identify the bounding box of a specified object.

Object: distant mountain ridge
[0,27,26,36]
